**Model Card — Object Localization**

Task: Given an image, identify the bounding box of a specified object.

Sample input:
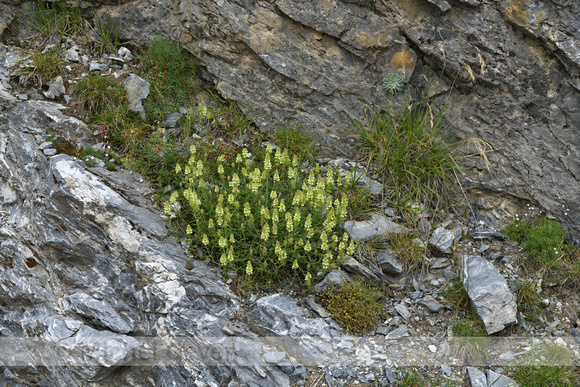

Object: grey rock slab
[89,61,108,71]
[43,148,57,156]
[59,325,152,368]
[431,258,451,269]
[263,351,286,364]
[486,370,519,387]
[471,230,507,240]
[427,0,452,12]
[305,294,330,318]
[419,295,445,312]
[63,292,133,333]
[429,225,467,254]
[65,48,81,63]
[462,255,517,334]
[394,302,411,320]
[385,325,410,339]
[377,249,403,274]
[344,214,410,242]
[43,76,65,99]
[314,268,351,293]
[341,256,382,283]
[124,74,150,120]
[466,367,487,387]
[351,171,383,195]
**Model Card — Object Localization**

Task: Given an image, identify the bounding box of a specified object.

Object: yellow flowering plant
[166,143,355,288]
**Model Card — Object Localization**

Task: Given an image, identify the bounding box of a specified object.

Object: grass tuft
[139,38,198,122]
[349,103,462,212]
[19,49,65,86]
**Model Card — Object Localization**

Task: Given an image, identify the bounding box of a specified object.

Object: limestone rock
[486,370,519,387]
[462,255,517,334]
[314,268,351,293]
[344,214,410,242]
[376,249,403,275]
[341,256,383,284]
[43,75,65,99]
[429,225,467,254]
[466,367,487,387]
[124,74,150,120]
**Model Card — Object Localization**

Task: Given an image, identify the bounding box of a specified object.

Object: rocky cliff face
[81,0,580,231]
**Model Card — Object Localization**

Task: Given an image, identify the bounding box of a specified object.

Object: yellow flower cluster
[167,143,357,287]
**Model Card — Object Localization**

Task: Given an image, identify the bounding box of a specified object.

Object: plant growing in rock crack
[320,277,383,333]
[24,0,86,39]
[18,49,65,86]
[449,313,491,365]
[383,72,404,94]
[138,38,198,122]
[166,143,357,287]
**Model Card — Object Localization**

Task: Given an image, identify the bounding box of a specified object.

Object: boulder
[462,255,517,334]
[344,214,410,242]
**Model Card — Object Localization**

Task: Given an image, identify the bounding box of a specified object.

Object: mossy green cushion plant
[320,278,383,334]
[166,144,356,288]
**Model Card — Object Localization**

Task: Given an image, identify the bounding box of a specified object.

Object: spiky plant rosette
[165,144,356,287]
[383,72,404,94]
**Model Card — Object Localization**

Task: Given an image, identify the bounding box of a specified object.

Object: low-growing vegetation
[319,278,383,333]
[502,216,580,286]
[18,49,64,86]
[166,143,356,287]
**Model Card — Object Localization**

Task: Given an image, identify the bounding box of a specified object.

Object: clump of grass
[515,278,542,323]
[167,144,357,287]
[139,38,198,122]
[320,277,383,333]
[92,15,131,54]
[449,313,491,365]
[349,103,462,212]
[390,232,424,270]
[73,74,126,114]
[24,1,85,38]
[272,124,318,160]
[502,216,579,285]
[508,341,580,386]
[443,276,471,313]
[180,100,260,142]
[19,49,65,86]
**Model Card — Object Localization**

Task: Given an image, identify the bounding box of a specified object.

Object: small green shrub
[167,144,356,287]
[522,217,566,269]
[502,215,532,241]
[74,74,126,114]
[502,216,580,284]
[139,38,198,122]
[515,279,542,323]
[20,49,65,85]
[320,278,383,333]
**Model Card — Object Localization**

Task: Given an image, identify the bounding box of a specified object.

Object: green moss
[320,278,383,333]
